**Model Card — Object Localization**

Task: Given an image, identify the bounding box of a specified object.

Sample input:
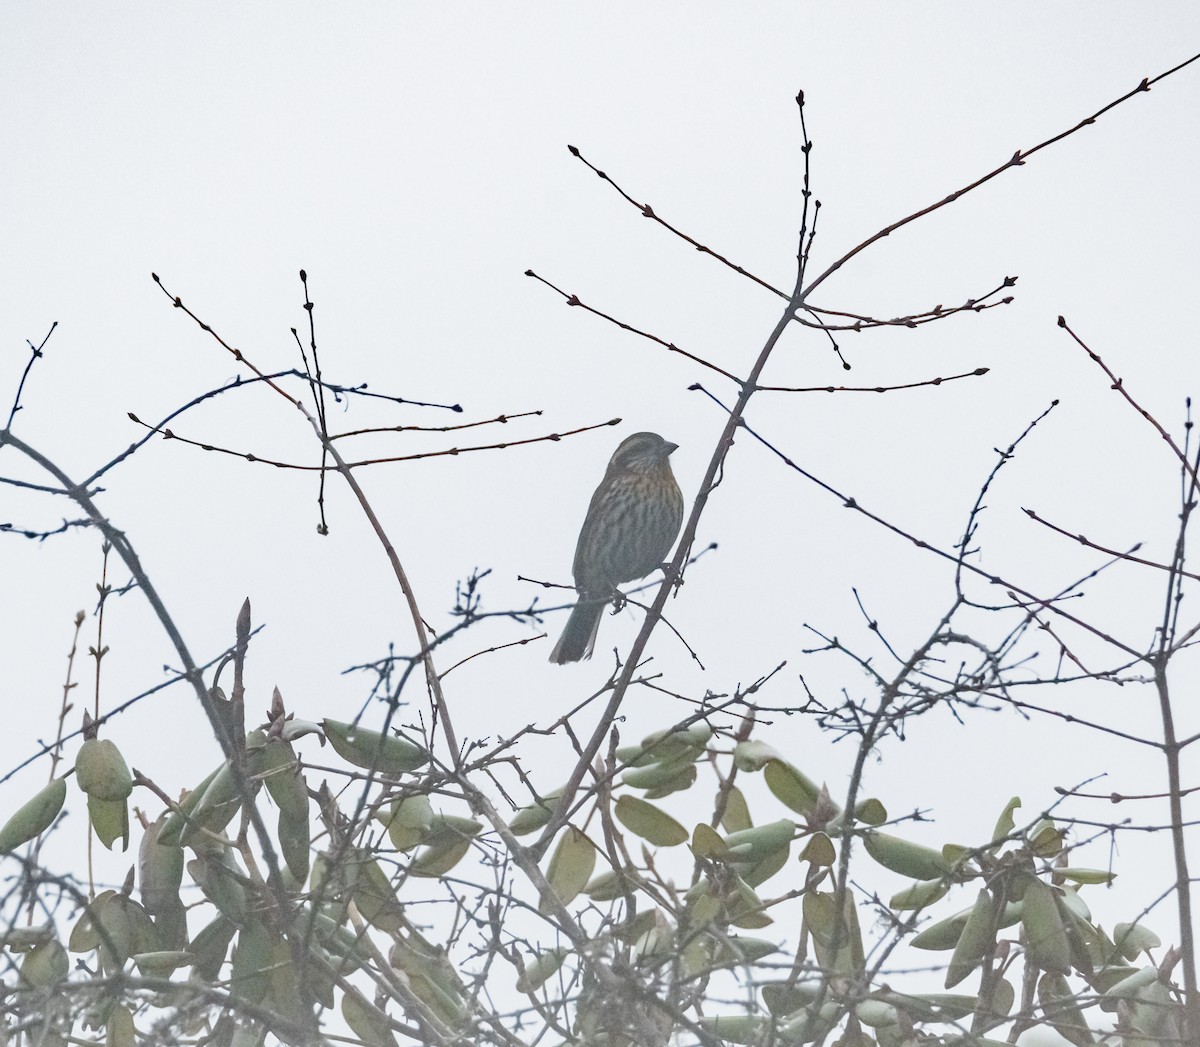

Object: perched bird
[549,432,684,664]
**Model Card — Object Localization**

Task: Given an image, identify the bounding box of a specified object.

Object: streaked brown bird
[549,432,684,664]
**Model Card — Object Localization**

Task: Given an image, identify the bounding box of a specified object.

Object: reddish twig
[1058,316,1199,487]
[758,366,989,394]
[566,145,788,301]
[128,415,622,470]
[801,54,1200,301]
[524,270,741,383]
[1023,506,1200,583]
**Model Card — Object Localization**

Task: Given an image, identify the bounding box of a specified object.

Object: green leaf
[1028,818,1063,858]
[720,786,753,833]
[0,777,67,853]
[1102,965,1158,1000]
[257,740,308,820]
[732,740,783,771]
[1021,879,1072,975]
[1058,867,1116,886]
[187,914,236,981]
[880,990,979,1022]
[516,947,567,993]
[138,814,183,915]
[622,758,698,792]
[403,961,467,1028]
[641,762,698,800]
[350,856,405,934]
[698,1016,768,1044]
[585,868,637,901]
[862,831,951,880]
[106,1004,136,1047]
[342,990,399,1047]
[633,910,674,963]
[75,739,133,801]
[855,999,899,1028]
[188,853,249,924]
[761,980,824,1017]
[763,760,820,816]
[799,832,835,868]
[712,935,779,965]
[179,761,242,847]
[18,939,68,987]
[803,890,863,976]
[889,878,949,910]
[1038,971,1093,1047]
[614,795,687,846]
[740,839,790,888]
[621,721,713,765]
[990,976,1016,1016]
[854,798,887,826]
[507,790,560,836]
[409,815,480,877]
[322,719,427,774]
[277,806,311,884]
[157,764,221,846]
[88,794,130,851]
[991,795,1021,846]
[911,908,970,951]
[942,842,971,864]
[721,818,794,863]
[131,950,192,976]
[1089,963,1140,993]
[230,919,273,1004]
[382,794,434,850]
[691,822,727,858]
[1113,921,1160,961]
[945,889,996,988]
[541,827,595,913]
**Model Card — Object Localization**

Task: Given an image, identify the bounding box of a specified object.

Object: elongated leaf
[0,777,66,853]
[517,948,567,993]
[945,889,996,988]
[991,795,1021,846]
[1058,867,1116,886]
[342,990,400,1047]
[862,831,950,880]
[322,719,427,774]
[721,786,753,833]
[541,827,595,914]
[1022,879,1071,974]
[139,814,183,915]
[889,878,949,910]
[615,795,687,846]
[803,890,863,976]
[763,760,819,815]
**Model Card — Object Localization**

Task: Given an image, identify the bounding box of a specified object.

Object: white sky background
[4,1,1200,1020]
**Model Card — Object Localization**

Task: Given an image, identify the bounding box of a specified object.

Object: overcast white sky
[4,3,1200,1017]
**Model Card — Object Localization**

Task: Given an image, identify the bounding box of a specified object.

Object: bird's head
[606,432,679,475]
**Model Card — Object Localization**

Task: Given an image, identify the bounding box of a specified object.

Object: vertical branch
[535,93,818,857]
[1152,432,1200,1035]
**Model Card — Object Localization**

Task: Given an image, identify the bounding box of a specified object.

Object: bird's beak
[664,441,679,455]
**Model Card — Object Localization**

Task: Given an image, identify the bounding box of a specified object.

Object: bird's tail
[548,598,606,664]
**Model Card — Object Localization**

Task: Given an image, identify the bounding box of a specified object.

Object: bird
[549,432,684,664]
